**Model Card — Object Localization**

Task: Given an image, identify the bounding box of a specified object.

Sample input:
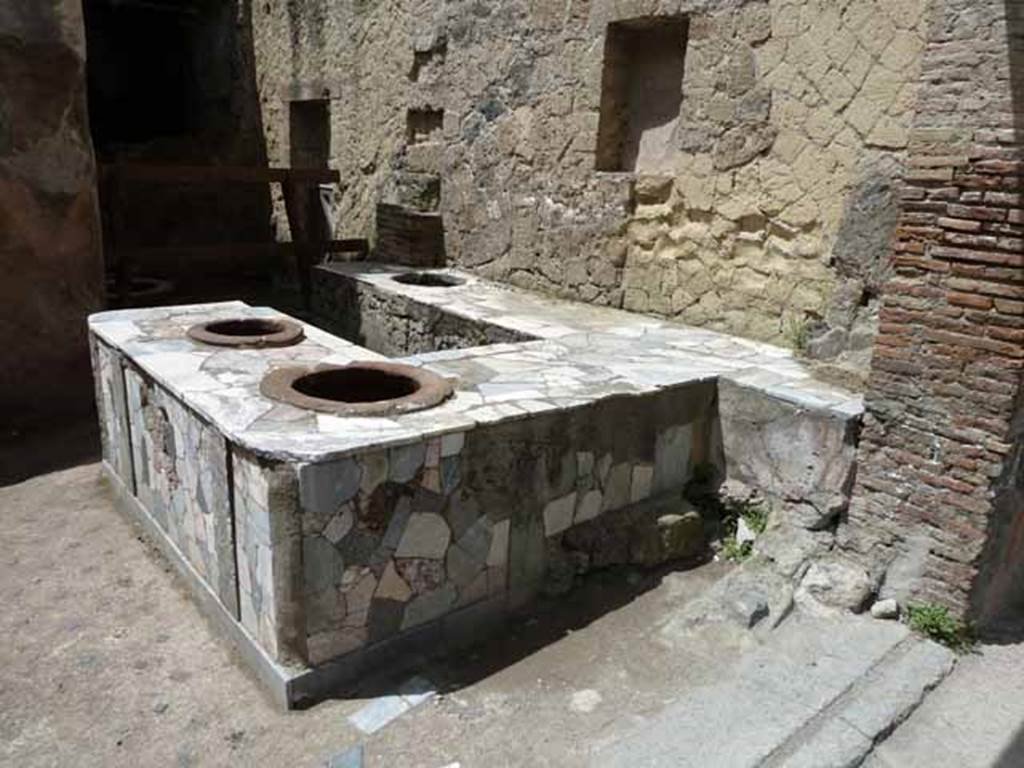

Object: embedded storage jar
[187,317,305,348]
[259,360,454,416]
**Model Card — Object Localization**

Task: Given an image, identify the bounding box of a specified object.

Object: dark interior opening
[289,100,331,168]
[406,108,445,145]
[84,0,196,150]
[410,40,447,83]
[293,368,421,403]
[105,275,173,299]
[204,318,286,337]
[82,0,274,308]
[595,16,689,172]
[392,272,463,287]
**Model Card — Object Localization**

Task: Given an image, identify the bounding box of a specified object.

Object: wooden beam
[100,164,340,185]
[117,240,368,261]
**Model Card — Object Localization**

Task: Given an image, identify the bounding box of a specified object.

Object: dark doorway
[81,0,273,307]
[289,100,331,169]
[84,0,195,153]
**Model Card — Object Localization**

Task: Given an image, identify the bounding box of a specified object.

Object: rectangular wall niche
[595,16,688,173]
[406,108,444,145]
[289,99,330,168]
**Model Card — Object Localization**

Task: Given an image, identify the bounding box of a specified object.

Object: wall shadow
[0,416,100,488]
[995,720,1024,768]
[85,0,275,307]
[321,557,717,705]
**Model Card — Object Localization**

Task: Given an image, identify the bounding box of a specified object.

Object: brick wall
[373,203,445,268]
[842,0,1024,630]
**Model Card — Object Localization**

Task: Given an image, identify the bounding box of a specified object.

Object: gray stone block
[401,584,457,630]
[389,443,426,483]
[300,459,362,516]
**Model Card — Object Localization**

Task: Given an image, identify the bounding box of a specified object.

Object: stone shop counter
[90,273,862,708]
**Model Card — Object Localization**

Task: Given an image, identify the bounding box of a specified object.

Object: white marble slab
[89,268,862,463]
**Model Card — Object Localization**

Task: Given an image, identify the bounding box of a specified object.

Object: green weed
[905,602,975,653]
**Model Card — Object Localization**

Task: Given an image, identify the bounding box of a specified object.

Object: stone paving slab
[593,613,913,767]
[765,637,954,768]
[864,643,1024,768]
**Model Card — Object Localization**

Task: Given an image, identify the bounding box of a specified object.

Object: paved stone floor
[0,462,1004,768]
[866,642,1024,768]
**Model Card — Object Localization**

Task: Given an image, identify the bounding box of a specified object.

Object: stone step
[762,636,955,768]
[590,612,953,767]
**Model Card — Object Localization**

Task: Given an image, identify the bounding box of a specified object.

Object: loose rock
[870,598,900,620]
[798,557,873,613]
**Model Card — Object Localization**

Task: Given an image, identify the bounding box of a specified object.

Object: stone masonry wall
[252,0,929,379]
[841,0,1024,630]
[311,266,532,357]
[0,0,104,429]
[233,382,714,668]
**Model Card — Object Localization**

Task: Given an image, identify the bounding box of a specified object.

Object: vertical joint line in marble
[226,443,242,622]
[121,359,139,496]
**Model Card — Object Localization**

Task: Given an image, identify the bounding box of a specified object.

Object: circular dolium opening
[393,272,464,287]
[204,318,287,337]
[292,368,421,403]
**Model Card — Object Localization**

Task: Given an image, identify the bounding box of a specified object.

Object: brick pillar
[843,0,1023,631]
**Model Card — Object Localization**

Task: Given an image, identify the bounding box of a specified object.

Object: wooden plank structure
[99,163,369,307]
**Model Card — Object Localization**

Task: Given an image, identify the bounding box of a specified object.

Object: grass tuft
[783,315,810,354]
[721,537,753,563]
[905,602,975,653]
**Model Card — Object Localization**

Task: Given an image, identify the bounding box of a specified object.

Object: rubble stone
[799,557,874,613]
[870,598,900,621]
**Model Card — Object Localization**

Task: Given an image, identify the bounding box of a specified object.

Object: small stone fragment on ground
[870,598,900,620]
[729,589,770,628]
[736,516,757,546]
[569,689,603,713]
[658,559,794,641]
[326,743,363,768]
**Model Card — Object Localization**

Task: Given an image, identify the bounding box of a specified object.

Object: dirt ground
[0,461,734,767]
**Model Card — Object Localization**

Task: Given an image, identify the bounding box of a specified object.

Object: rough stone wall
[312,268,531,357]
[252,0,928,378]
[0,0,103,428]
[842,0,1024,629]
